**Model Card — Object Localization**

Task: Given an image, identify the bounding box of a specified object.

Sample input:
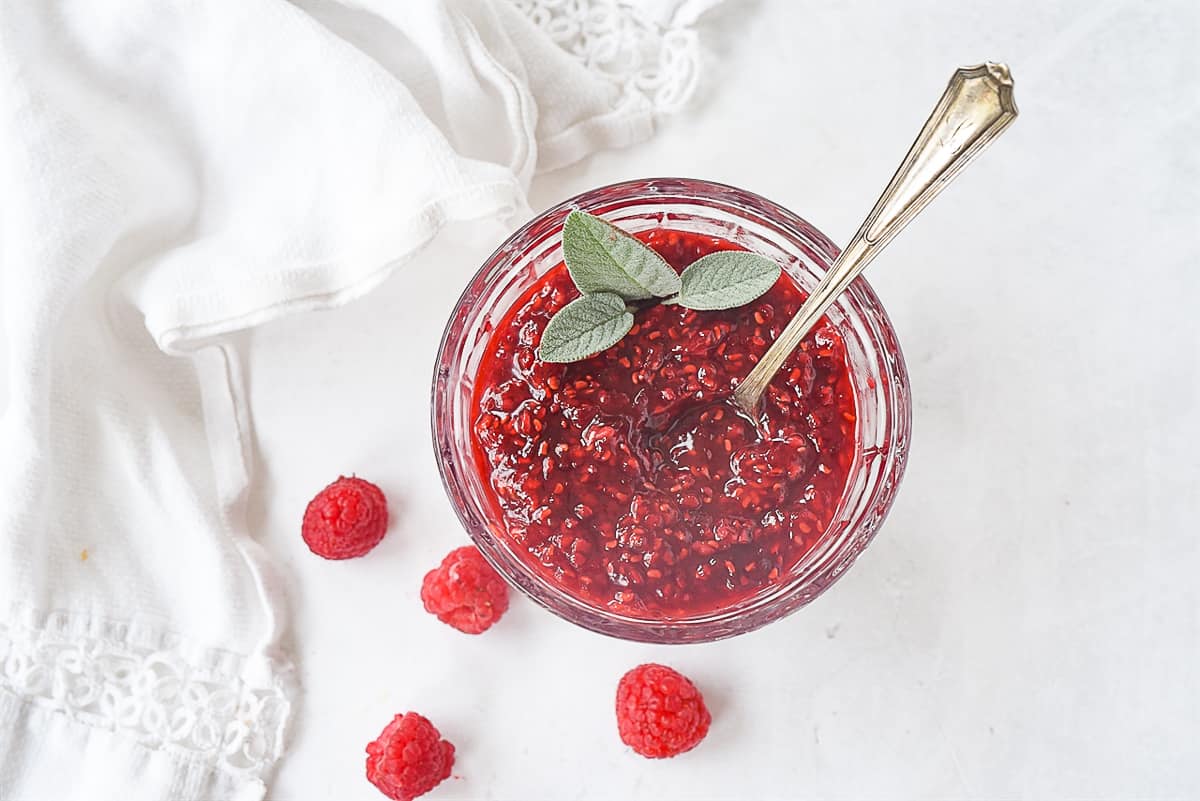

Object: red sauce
[471,228,857,618]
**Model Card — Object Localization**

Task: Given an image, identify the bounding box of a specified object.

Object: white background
[248,1,1200,798]
[9,0,1195,798]
[251,1,1199,798]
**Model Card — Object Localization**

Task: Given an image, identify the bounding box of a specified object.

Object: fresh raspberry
[302,476,388,559]
[365,712,455,801]
[616,663,711,758]
[420,546,509,634]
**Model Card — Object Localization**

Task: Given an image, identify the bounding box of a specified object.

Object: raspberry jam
[471,228,857,618]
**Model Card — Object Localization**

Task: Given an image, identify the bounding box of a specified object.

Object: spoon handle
[734,62,1018,413]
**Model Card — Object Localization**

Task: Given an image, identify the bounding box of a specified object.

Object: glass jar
[432,178,910,643]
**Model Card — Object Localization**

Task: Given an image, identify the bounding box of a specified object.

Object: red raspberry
[420,546,509,634]
[616,663,711,758]
[365,712,455,801]
[302,476,388,559]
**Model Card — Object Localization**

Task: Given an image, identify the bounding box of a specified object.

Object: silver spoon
[733,62,1019,414]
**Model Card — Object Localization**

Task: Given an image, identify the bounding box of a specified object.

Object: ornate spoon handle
[734,63,1018,413]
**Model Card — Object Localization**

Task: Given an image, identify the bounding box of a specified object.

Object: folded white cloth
[0,0,717,798]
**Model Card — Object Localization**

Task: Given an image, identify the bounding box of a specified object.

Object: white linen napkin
[0,0,717,798]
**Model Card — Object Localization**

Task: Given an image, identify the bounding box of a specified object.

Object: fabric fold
[0,0,720,798]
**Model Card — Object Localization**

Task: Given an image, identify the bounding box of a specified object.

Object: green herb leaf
[675,251,782,311]
[562,210,681,300]
[537,292,635,363]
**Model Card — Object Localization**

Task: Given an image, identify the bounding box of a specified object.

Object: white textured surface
[252,1,1200,798]
[254,1,1199,798]
[7,0,1192,798]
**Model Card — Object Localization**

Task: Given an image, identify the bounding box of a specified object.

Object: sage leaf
[537,292,635,363]
[676,251,782,311]
[562,210,681,300]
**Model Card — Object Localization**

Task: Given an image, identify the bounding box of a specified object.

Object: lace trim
[512,0,712,113]
[0,609,289,778]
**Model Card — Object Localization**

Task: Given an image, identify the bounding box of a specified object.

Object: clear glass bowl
[432,178,910,643]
